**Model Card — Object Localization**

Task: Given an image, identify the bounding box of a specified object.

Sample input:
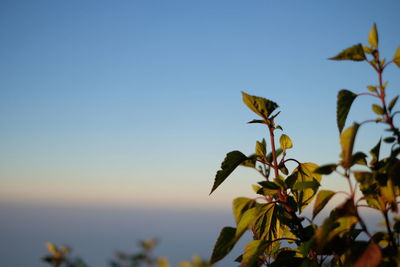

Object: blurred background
[1,0,399,266]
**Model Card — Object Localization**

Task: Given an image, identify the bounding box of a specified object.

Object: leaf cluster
[209,24,400,267]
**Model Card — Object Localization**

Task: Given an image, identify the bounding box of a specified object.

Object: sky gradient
[1,0,400,210]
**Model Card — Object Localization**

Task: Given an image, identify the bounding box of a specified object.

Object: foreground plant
[209,24,400,266]
[42,242,88,267]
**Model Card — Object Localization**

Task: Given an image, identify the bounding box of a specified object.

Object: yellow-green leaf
[372,104,384,115]
[280,134,293,150]
[289,162,321,211]
[256,139,267,158]
[388,96,399,112]
[241,240,270,266]
[46,242,58,254]
[242,91,279,120]
[392,46,400,68]
[367,86,377,92]
[329,43,366,61]
[368,23,378,47]
[313,190,336,218]
[340,123,360,168]
[232,197,255,224]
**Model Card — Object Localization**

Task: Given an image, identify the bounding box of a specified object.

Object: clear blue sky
[1,0,399,209]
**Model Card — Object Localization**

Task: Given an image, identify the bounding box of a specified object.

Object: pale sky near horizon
[1,0,400,210]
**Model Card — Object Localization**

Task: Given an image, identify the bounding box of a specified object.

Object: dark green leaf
[314,164,337,175]
[293,179,320,191]
[313,190,336,219]
[329,44,366,61]
[210,227,237,264]
[247,119,266,124]
[242,92,279,119]
[369,139,381,166]
[383,136,395,143]
[210,151,248,194]
[337,89,357,133]
[351,151,367,166]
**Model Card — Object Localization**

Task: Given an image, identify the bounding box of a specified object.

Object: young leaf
[210,151,248,195]
[393,46,400,68]
[368,23,378,48]
[280,134,293,150]
[340,123,360,168]
[367,86,377,92]
[210,227,237,264]
[372,104,384,115]
[388,95,399,112]
[242,92,279,120]
[369,139,381,165]
[255,139,267,158]
[313,190,336,219]
[337,90,357,133]
[329,44,366,61]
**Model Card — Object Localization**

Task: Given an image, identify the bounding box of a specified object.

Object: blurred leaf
[337,90,357,133]
[242,91,279,119]
[329,43,366,61]
[372,104,384,115]
[247,119,266,124]
[388,95,399,112]
[367,85,377,92]
[353,241,382,267]
[210,227,237,264]
[393,46,400,67]
[241,240,270,266]
[313,190,336,219]
[46,243,58,255]
[233,197,256,224]
[157,257,171,267]
[369,139,381,166]
[280,134,293,150]
[314,164,337,175]
[256,139,267,158]
[210,151,248,194]
[351,152,367,166]
[368,23,378,47]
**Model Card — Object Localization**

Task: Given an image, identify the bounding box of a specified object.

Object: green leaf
[368,23,378,47]
[280,134,293,150]
[313,190,336,219]
[210,227,237,264]
[340,123,360,168]
[363,46,373,54]
[388,95,399,112]
[337,90,357,133]
[241,154,256,168]
[210,151,248,194]
[258,181,280,195]
[329,43,366,61]
[232,197,256,224]
[372,104,384,115]
[241,240,270,266]
[314,164,337,175]
[393,46,400,68]
[242,92,279,120]
[293,179,320,191]
[353,241,382,267]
